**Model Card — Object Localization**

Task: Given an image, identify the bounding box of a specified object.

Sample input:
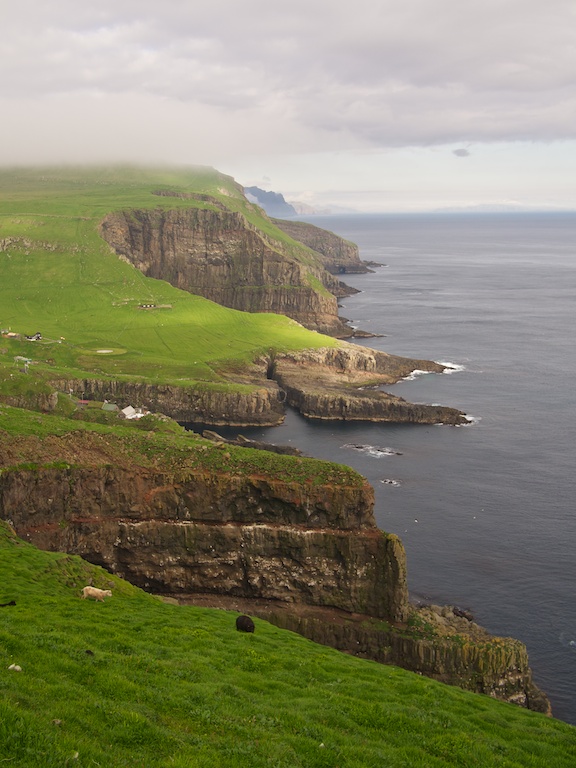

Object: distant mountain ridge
[243,186,297,217]
[244,185,356,216]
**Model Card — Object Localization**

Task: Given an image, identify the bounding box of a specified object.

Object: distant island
[244,184,357,216]
[243,185,298,217]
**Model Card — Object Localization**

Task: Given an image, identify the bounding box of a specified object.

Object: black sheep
[236,615,255,633]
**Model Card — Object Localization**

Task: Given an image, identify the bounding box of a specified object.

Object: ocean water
[198,213,576,723]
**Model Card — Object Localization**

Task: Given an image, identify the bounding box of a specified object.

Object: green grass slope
[0,166,336,396]
[0,403,364,489]
[0,521,575,768]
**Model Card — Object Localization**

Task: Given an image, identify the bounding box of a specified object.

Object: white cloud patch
[1,0,575,212]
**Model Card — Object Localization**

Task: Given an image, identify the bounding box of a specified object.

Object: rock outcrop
[271,218,371,274]
[47,345,467,427]
[0,427,549,713]
[174,594,551,715]
[100,205,352,336]
[271,345,468,425]
[51,377,285,426]
[0,449,406,623]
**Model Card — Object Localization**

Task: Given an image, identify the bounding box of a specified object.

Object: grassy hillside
[0,403,364,489]
[0,166,336,397]
[1,521,575,768]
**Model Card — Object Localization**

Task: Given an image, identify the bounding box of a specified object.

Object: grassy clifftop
[0,403,363,489]
[0,165,337,395]
[1,519,575,768]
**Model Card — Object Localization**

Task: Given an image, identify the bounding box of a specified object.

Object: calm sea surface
[199,212,576,723]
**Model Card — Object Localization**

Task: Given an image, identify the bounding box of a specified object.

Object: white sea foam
[559,633,576,650]
[342,443,401,458]
[436,361,466,374]
[448,414,482,427]
[402,369,431,381]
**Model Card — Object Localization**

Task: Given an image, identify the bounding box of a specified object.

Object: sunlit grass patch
[0,166,338,396]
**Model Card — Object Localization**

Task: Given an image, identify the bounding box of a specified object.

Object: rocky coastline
[271,345,467,425]
[94,204,468,426]
[0,193,549,717]
[0,426,550,714]
[47,343,467,427]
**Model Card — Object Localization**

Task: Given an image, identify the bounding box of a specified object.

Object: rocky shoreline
[0,196,549,716]
[0,425,550,715]
[48,343,467,427]
[272,345,467,425]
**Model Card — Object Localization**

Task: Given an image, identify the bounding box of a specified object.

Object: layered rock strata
[100,206,351,336]
[48,345,466,426]
[272,345,467,425]
[271,218,371,274]
[0,428,548,713]
[51,377,285,426]
[0,459,406,623]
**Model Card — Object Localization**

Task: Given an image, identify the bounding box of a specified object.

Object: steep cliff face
[0,426,548,712]
[100,206,351,336]
[0,390,58,413]
[51,377,285,426]
[0,462,407,623]
[271,218,371,274]
[46,342,467,427]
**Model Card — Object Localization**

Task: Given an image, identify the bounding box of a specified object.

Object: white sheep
[81,586,112,602]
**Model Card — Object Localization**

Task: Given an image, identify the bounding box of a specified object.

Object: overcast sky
[2,0,576,211]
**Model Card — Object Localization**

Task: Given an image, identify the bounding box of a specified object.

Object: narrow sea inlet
[198,212,576,724]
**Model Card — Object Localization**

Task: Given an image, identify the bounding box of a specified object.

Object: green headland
[0,165,336,394]
[0,166,573,765]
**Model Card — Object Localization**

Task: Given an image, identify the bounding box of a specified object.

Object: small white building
[119,405,150,420]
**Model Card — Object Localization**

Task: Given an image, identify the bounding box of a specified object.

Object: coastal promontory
[1,165,465,427]
[0,407,550,713]
[0,165,548,716]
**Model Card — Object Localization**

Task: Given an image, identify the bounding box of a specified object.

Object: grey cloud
[453,149,471,157]
[1,0,576,164]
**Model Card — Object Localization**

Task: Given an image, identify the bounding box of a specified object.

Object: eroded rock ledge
[0,428,547,713]
[172,593,551,715]
[270,344,468,425]
[48,344,466,427]
[50,377,286,426]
